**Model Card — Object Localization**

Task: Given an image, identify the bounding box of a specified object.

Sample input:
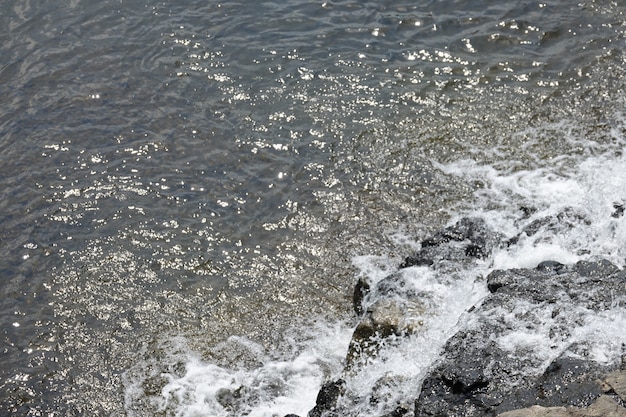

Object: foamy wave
[124,324,351,417]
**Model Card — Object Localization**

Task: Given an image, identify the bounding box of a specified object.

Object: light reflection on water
[1,0,626,414]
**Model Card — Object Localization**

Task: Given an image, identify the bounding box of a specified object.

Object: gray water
[2,0,626,415]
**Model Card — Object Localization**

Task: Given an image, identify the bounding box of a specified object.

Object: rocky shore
[291,217,626,417]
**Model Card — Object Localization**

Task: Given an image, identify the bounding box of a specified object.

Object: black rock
[308,379,346,417]
[353,277,371,316]
[382,405,410,417]
[415,259,626,417]
[401,217,500,269]
[536,260,565,273]
[574,259,621,279]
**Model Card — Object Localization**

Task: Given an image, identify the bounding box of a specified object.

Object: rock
[345,297,425,369]
[574,259,621,279]
[498,395,626,417]
[577,395,626,417]
[536,260,566,273]
[487,269,516,293]
[401,217,500,269]
[304,213,626,417]
[604,371,626,403]
[215,385,250,412]
[346,268,429,369]
[308,379,345,417]
[382,405,410,417]
[498,405,570,417]
[353,277,371,316]
[506,209,592,249]
[415,260,626,417]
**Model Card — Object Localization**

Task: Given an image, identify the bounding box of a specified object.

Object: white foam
[438,144,626,379]
[493,242,580,270]
[493,302,626,376]
[124,322,352,417]
[579,307,626,364]
[336,261,490,415]
[439,147,626,268]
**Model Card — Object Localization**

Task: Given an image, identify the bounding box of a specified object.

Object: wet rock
[347,268,430,369]
[346,297,425,368]
[370,374,410,410]
[382,405,410,417]
[308,212,626,417]
[401,217,500,268]
[487,269,517,293]
[141,374,168,396]
[574,259,621,279]
[507,209,592,248]
[572,395,626,416]
[308,379,346,417]
[353,277,371,316]
[216,385,250,411]
[415,259,626,417]
[536,260,566,273]
[522,216,555,237]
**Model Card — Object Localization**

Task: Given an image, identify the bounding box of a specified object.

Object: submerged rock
[401,217,500,268]
[346,269,428,370]
[346,297,425,369]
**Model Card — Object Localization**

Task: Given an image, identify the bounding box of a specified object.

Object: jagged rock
[401,217,500,268]
[382,405,410,417]
[486,269,516,293]
[506,208,592,247]
[308,379,346,417]
[574,259,621,279]
[362,374,413,416]
[536,260,566,273]
[415,259,626,417]
[216,385,252,412]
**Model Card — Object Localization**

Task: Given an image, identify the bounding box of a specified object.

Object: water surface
[2,0,626,415]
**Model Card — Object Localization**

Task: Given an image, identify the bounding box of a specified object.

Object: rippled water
[2,0,626,415]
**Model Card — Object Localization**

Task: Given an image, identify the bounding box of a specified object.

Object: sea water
[2,0,626,415]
